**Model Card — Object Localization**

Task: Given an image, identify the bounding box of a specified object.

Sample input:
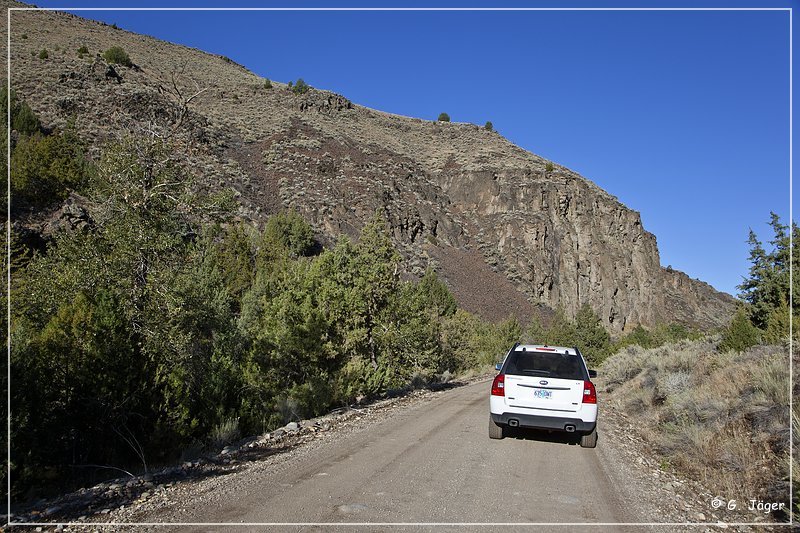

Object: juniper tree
[719,306,762,353]
[103,46,132,67]
[738,212,798,330]
[574,303,611,365]
[292,78,310,94]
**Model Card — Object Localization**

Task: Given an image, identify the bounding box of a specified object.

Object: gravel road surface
[130,380,642,531]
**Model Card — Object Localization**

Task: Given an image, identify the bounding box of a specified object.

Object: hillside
[4,1,735,332]
[601,338,792,522]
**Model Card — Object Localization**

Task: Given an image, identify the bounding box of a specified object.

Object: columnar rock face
[438,160,664,331]
[4,2,735,331]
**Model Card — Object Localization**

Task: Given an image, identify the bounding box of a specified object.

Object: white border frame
[4,4,794,529]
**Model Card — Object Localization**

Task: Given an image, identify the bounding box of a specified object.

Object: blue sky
[20,1,795,296]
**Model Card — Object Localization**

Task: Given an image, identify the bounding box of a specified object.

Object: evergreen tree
[103,46,132,67]
[292,78,310,94]
[206,223,257,305]
[495,316,522,355]
[352,213,401,368]
[441,309,485,370]
[574,303,611,365]
[544,307,577,347]
[378,281,443,385]
[719,306,762,353]
[262,210,315,258]
[11,291,148,490]
[615,325,653,350]
[416,268,457,317]
[738,213,797,329]
[11,127,91,210]
[441,310,520,370]
[0,87,42,136]
[523,315,546,344]
[11,133,236,495]
[763,299,790,345]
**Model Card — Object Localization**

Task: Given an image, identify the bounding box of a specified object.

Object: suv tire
[580,427,598,448]
[489,417,505,439]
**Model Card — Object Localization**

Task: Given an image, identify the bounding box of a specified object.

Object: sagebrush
[601,338,792,519]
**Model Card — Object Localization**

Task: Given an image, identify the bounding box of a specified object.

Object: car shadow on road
[504,426,594,446]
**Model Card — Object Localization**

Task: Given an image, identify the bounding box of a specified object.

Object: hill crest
[4,1,735,331]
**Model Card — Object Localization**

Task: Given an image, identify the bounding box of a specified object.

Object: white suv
[489,343,598,448]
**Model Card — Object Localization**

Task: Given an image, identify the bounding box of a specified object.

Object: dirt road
[135,380,643,531]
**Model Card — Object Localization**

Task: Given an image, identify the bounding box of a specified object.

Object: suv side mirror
[588,369,597,378]
[495,363,502,371]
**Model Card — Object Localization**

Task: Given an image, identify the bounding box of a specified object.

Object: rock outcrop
[4,1,735,331]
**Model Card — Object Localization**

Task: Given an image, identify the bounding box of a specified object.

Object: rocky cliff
[4,2,735,331]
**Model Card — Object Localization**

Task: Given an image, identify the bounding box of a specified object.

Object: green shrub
[484,121,493,131]
[77,45,89,56]
[209,417,240,450]
[613,323,702,352]
[719,306,762,353]
[763,300,790,344]
[442,310,520,370]
[38,49,48,60]
[292,78,310,95]
[13,103,40,136]
[286,376,334,419]
[541,308,578,346]
[616,325,654,350]
[0,87,42,136]
[263,78,272,89]
[575,303,611,366]
[417,269,457,317]
[334,357,389,404]
[262,210,315,258]
[11,128,91,210]
[437,112,450,122]
[205,223,257,303]
[545,161,554,172]
[103,46,132,67]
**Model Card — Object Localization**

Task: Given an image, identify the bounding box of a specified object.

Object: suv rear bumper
[491,412,596,433]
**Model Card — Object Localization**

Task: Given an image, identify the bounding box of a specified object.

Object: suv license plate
[533,390,552,399]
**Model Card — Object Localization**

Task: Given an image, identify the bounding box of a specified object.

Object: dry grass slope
[601,338,794,521]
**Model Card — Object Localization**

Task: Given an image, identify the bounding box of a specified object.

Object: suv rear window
[504,350,585,380]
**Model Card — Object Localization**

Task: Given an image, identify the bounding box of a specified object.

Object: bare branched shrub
[154,61,209,135]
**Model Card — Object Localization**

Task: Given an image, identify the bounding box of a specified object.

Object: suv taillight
[582,380,597,404]
[491,374,505,396]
